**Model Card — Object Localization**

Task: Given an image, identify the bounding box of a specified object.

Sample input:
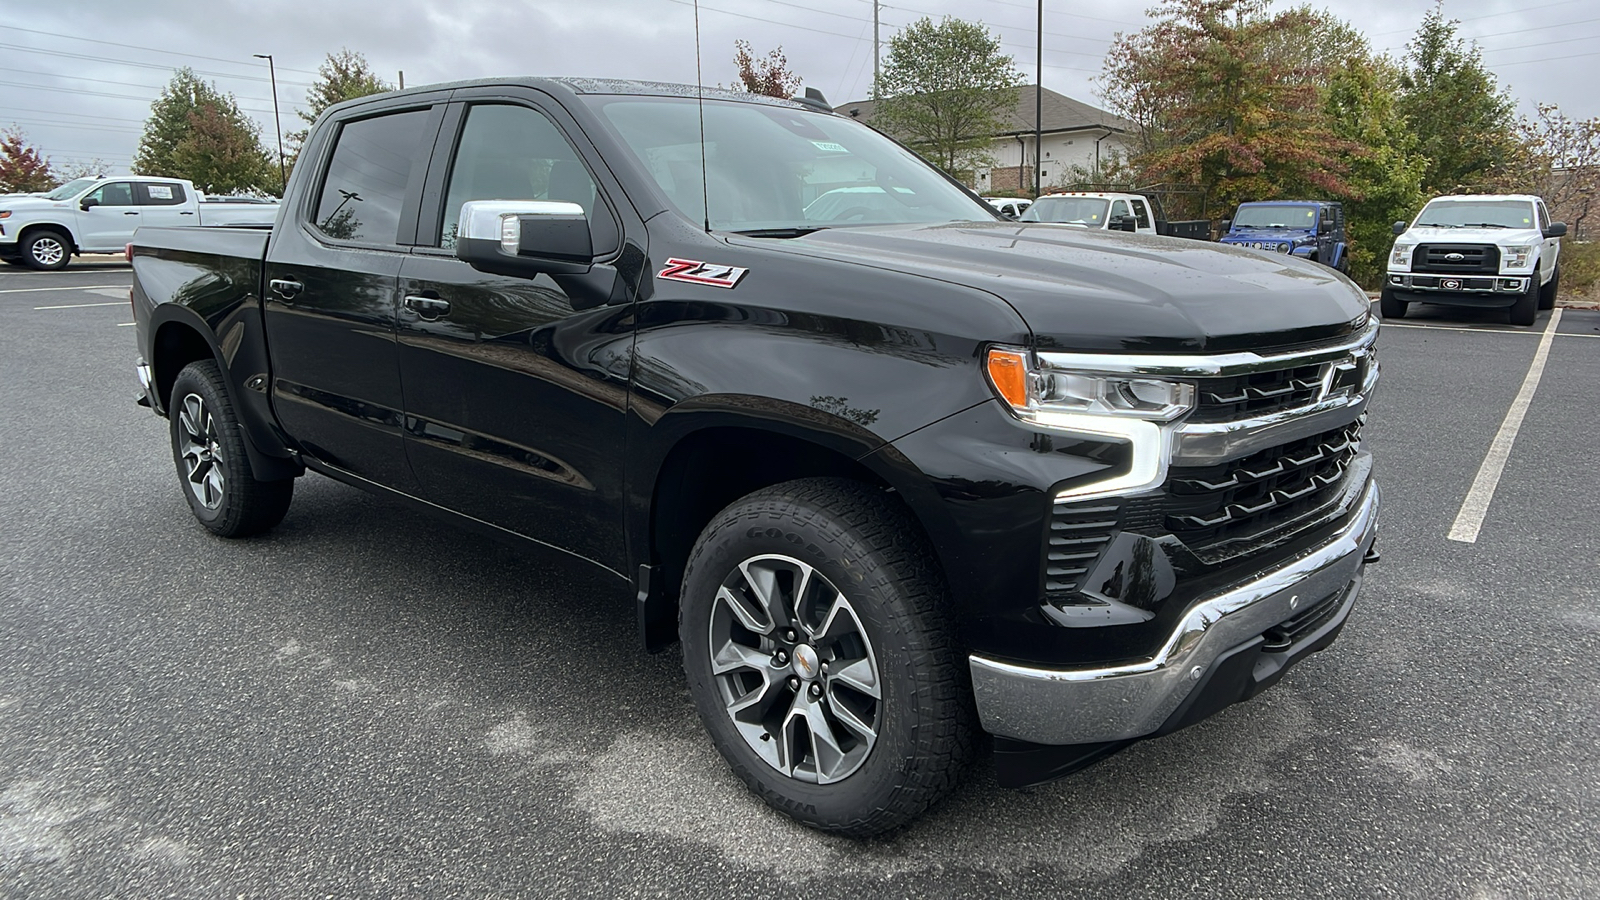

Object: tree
[56,158,112,180]
[135,68,274,194]
[733,40,800,99]
[0,127,55,192]
[296,49,392,134]
[1523,104,1600,239]
[1398,5,1526,195]
[1100,0,1363,218]
[871,17,1021,174]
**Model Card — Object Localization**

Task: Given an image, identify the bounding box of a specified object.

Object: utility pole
[1035,0,1043,197]
[253,53,286,194]
[873,0,880,97]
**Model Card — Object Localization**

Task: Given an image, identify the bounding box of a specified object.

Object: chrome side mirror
[455,200,594,278]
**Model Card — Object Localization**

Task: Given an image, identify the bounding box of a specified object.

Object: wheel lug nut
[809,683,822,699]
[788,676,801,690]
[820,661,829,674]
[773,650,788,665]
[784,629,797,642]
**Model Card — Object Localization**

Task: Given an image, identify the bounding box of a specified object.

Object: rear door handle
[403,295,451,319]
[269,278,303,299]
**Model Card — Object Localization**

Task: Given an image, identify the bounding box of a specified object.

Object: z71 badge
[657,258,750,289]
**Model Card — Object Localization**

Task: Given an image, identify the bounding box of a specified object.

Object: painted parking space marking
[1447,307,1563,544]
[32,301,125,310]
[0,284,127,295]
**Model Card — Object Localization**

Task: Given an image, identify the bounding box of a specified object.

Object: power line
[0,43,314,88]
[1368,0,1590,37]
[1479,30,1600,56]
[0,24,321,76]
[0,65,286,105]
[0,79,291,118]
[0,105,150,124]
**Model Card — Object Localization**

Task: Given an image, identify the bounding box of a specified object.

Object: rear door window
[312,109,434,244]
[135,182,188,206]
[1131,199,1152,230]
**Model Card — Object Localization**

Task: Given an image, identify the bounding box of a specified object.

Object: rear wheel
[1379,288,1407,319]
[169,360,294,537]
[1509,278,1539,327]
[21,230,71,271]
[1539,265,1560,310]
[679,478,974,837]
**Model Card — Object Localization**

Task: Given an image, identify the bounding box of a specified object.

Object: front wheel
[1379,288,1407,319]
[21,230,71,271]
[679,478,974,836]
[169,360,294,537]
[1539,265,1560,311]
[1509,278,1539,326]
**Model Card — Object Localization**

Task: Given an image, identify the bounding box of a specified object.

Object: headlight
[986,348,1195,424]
[986,347,1196,500]
[1503,245,1535,269]
[1390,244,1414,268]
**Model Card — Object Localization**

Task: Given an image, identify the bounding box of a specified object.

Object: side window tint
[313,109,433,244]
[86,183,134,206]
[439,104,607,250]
[1110,200,1129,220]
[1131,199,1152,230]
[136,183,187,206]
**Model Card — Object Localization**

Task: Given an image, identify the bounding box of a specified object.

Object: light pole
[253,53,286,194]
[1035,0,1043,198]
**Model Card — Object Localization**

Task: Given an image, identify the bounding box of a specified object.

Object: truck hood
[0,196,73,212]
[1220,226,1313,242]
[768,222,1370,353]
[1398,225,1543,247]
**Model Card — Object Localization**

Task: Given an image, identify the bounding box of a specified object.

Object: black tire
[679,477,974,837]
[1539,265,1559,311]
[1,256,24,267]
[1379,288,1407,320]
[20,230,71,271]
[1509,278,1539,326]
[169,360,293,537]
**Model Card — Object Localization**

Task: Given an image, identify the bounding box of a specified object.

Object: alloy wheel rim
[177,392,226,510]
[31,238,64,267]
[708,554,882,784]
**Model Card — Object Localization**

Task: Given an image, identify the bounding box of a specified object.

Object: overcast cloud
[3,0,1595,175]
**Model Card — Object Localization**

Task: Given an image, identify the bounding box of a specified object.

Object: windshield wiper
[733,226,831,238]
[1458,222,1511,228]
[1415,222,1456,228]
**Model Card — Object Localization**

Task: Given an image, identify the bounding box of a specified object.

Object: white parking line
[0,284,127,295]
[1447,307,1563,544]
[33,301,125,310]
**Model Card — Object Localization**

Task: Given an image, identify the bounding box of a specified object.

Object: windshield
[588,95,997,232]
[1232,204,1316,229]
[43,178,100,201]
[1415,199,1535,229]
[1021,196,1108,226]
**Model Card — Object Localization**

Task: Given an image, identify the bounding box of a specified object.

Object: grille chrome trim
[1171,358,1376,466]
[1036,316,1377,379]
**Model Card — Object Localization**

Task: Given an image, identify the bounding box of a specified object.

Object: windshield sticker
[148,184,174,200]
[811,141,848,153]
[658,258,750,289]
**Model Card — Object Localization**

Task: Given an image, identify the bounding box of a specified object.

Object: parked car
[1383,194,1565,326]
[0,176,280,270]
[129,77,1379,837]
[983,196,1032,219]
[1023,190,1211,239]
[1219,201,1348,272]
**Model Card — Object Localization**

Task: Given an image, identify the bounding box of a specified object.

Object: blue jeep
[1220,201,1347,272]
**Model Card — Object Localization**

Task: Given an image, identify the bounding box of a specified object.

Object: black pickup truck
[130,78,1380,836]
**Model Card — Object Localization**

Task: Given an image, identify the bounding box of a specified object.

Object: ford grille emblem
[1445,252,1465,261]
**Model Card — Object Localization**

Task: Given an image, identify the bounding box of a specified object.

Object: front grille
[1164,420,1361,563]
[1414,243,1498,274]
[1190,362,1326,422]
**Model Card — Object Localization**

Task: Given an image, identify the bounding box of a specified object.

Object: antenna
[693,0,711,234]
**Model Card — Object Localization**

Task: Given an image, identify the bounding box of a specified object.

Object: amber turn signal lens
[986,348,1029,409]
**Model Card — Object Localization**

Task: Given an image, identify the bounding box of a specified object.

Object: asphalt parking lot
[2,264,1597,899]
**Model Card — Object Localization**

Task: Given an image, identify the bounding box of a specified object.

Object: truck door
[261,98,448,493]
[76,180,139,251]
[394,96,638,571]
[134,181,193,229]
[1130,197,1154,234]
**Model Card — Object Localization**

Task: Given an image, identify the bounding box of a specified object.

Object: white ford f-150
[1382,193,1566,327]
[0,175,280,270]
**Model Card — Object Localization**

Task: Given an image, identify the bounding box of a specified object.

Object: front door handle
[269,278,303,299]
[403,295,451,319]
[123,211,140,216]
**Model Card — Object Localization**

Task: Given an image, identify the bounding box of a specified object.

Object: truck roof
[1037,191,1147,201]
[1426,194,1542,203]
[352,77,819,111]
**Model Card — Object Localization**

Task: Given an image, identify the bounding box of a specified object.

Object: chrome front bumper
[969,477,1379,745]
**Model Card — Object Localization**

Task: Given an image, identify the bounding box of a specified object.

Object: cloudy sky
[4,0,1595,177]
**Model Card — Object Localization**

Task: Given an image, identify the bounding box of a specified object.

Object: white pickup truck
[0,175,280,270]
[1383,193,1566,327]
